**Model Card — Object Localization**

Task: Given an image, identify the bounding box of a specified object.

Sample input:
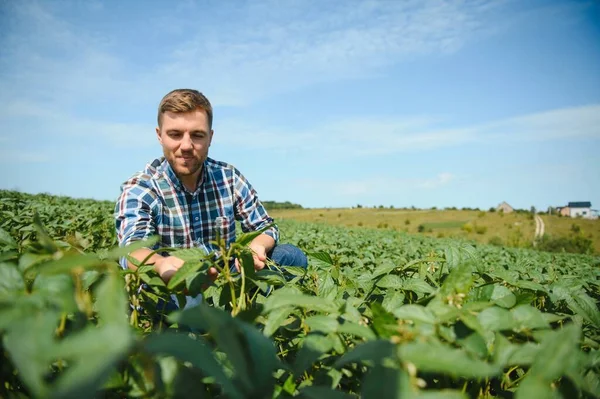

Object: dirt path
[534,215,545,242]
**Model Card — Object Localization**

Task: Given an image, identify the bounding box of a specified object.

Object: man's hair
[157,89,213,128]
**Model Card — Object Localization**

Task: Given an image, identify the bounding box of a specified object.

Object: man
[115,89,307,299]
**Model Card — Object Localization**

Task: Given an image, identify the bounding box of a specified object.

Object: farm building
[567,202,596,219]
[496,201,514,213]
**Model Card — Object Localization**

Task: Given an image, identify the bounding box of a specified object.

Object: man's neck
[180,168,202,192]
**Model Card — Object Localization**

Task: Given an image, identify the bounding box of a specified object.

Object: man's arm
[116,177,187,283]
[126,248,184,283]
[232,167,279,270]
[248,233,275,271]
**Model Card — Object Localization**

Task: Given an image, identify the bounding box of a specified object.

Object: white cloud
[215,104,600,159]
[294,172,458,203]
[0,150,52,163]
[418,173,456,189]
[480,104,600,141]
[158,0,498,105]
[2,1,597,164]
[0,0,500,109]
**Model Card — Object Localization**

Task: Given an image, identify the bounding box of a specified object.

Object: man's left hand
[249,242,267,271]
[233,242,268,272]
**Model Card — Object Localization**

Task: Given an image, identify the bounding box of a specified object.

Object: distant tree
[488,207,496,212]
[263,200,303,210]
[530,206,536,214]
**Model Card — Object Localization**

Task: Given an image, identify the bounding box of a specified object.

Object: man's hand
[249,242,268,271]
[155,256,219,285]
[128,248,218,288]
[234,244,267,272]
[155,255,185,284]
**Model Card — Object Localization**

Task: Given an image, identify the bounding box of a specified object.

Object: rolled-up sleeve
[115,176,159,247]
[232,168,279,243]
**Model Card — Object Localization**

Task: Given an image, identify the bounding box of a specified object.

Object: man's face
[156,109,213,186]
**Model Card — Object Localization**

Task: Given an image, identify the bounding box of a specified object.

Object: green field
[270,208,600,255]
[1,190,599,398]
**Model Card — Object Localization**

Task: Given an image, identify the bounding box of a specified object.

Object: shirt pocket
[154,203,188,247]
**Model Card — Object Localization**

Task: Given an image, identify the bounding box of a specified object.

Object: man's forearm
[127,248,186,283]
[126,248,167,272]
[251,233,276,254]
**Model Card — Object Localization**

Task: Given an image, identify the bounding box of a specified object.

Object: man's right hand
[155,255,185,284]
[154,255,219,286]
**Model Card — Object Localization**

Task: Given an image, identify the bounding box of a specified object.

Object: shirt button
[194,217,199,221]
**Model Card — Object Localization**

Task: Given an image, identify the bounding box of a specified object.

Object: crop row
[0,190,598,398]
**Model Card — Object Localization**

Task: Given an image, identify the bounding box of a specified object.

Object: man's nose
[181,134,193,150]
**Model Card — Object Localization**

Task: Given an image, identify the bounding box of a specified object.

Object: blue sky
[1,0,599,210]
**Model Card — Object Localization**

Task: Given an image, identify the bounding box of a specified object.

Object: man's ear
[209,129,214,146]
[156,127,162,144]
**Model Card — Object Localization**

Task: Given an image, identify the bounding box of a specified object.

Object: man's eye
[193,134,205,139]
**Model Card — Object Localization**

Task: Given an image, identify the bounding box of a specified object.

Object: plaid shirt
[115,157,278,256]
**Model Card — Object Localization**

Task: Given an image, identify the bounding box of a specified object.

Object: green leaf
[515,375,558,399]
[477,306,515,331]
[402,279,436,295]
[170,247,207,263]
[0,227,16,249]
[32,273,77,312]
[305,315,339,334]
[145,332,243,399]
[393,305,436,324]
[294,333,335,375]
[528,323,580,381]
[95,271,128,326]
[255,269,287,286]
[169,303,253,393]
[298,386,358,399]
[417,390,469,399]
[237,227,270,246]
[361,364,404,398]
[238,322,281,397]
[3,310,61,397]
[382,290,405,313]
[239,249,256,279]
[0,262,25,295]
[334,340,396,368]
[372,260,399,279]
[443,242,476,271]
[399,341,500,378]
[440,263,474,296]
[263,306,294,337]
[490,285,517,309]
[510,305,549,331]
[512,280,546,292]
[570,292,600,328]
[493,333,540,367]
[376,274,403,289]
[337,321,376,341]
[167,259,204,290]
[263,289,338,314]
[36,239,157,275]
[306,251,334,266]
[49,324,132,399]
